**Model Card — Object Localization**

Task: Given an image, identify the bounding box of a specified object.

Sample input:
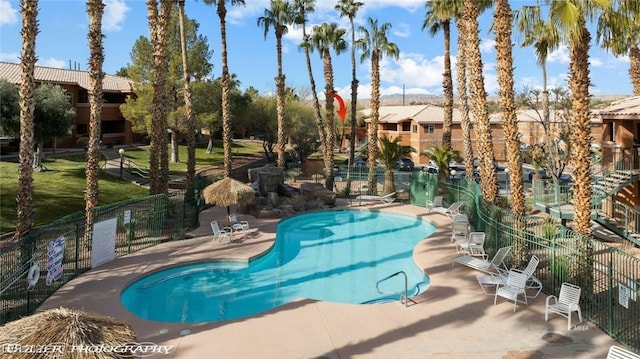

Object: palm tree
[258,0,295,168]
[205,0,245,178]
[84,0,105,236]
[356,17,399,195]
[335,0,364,191]
[597,0,640,96]
[147,0,173,194]
[494,0,525,215]
[309,22,347,191]
[455,11,474,182]
[423,144,460,186]
[177,0,197,194]
[462,0,498,203]
[14,0,39,240]
[423,0,461,148]
[293,0,327,173]
[378,135,415,194]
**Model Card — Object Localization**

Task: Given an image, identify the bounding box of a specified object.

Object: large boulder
[299,182,336,206]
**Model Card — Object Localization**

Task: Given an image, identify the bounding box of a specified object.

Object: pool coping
[39,200,621,358]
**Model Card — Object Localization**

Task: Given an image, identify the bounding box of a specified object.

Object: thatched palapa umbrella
[203,177,256,216]
[0,307,138,358]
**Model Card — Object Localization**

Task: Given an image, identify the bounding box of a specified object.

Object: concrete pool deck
[40,200,622,358]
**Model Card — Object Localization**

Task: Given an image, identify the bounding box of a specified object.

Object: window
[65,92,73,106]
[423,124,435,134]
[412,125,417,133]
[401,122,411,132]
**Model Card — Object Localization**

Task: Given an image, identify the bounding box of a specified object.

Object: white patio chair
[607,345,640,359]
[451,220,469,243]
[432,201,465,217]
[426,196,444,211]
[211,221,234,243]
[493,268,529,312]
[355,192,396,204]
[452,246,511,275]
[477,255,541,297]
[455,231,486,259]
[229,213,250,232]
[545,282,583,330]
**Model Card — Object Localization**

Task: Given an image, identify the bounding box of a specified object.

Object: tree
[257,0,295,168]
[14,0,39,240]
[308,22,347,191]
[423,144,460,186]
[178,0,196,194]
[462,0,498,203]
[84,0,105,243]
[204,0,245,178]
[147,0,174,194]
[285,96,320,167]
[455,11,474,181]
[423,0,461,148]
[356,17,399,195]
[494,0,525,215]
[597,0,640,95]
[378,135,415,194]
[0,79,20,128]
[335,0,364,193]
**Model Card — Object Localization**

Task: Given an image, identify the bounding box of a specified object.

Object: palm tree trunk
[629,43,640,96]
[219,1,232,178]
[464,0,498,203]
[367,52,381,195]
[441,20,453,147]
[456,17,474,181]
[323,50,336,191]
[178,0,195,193]
[347,16,359,195]
[85,0,105,241]
[275,34,286,168]
[14,0,38,240]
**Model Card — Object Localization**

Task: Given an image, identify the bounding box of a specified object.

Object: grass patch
[0,140,265,235]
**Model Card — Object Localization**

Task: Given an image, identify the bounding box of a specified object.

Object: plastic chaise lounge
[452,246,512,274]
[356,192,396,204]
[229,213,250,232]
[607,345,640,359]
[432,201,465,217]
[477,255,542,297]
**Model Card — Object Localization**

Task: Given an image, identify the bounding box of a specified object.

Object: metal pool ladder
[376,271,417,307]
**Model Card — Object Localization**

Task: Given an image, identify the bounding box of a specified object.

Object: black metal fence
[0,189,200,324]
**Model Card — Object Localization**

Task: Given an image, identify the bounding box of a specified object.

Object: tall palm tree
[84,0,105,236]
[455,11,474,182]
[335,0,364,191]
[423,144,460,185]
[293,0,327,172]
[258,0,295,168]
[379,135,415,194]
[205,0,245,178]
[147,0,173,194]
[494,0,525,215]
[14,0,39,240]
[356,17,399,195]
[309,22,347,191]
[597,0,640,96]
[462,0,498,203]
[177,0,197,192]
[423,0,461,148]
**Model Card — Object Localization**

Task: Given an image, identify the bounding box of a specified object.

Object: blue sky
[0,0,635,100]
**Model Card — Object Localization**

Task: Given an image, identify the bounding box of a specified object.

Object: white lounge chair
[494,268,529,312]
[426,196,444,211]
[211,221,234,243]
[452,246,512,275]
[356,192,396,204]
[607,346,640,359]
[451,220,469,243]
[455,232,487,259]
[477,255,542,297]
[432,201,465,217]
[545,282,583,330]
[229,213,249,232]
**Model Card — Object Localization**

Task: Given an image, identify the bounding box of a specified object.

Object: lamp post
[450,169,458,200]
[118,148,125,179]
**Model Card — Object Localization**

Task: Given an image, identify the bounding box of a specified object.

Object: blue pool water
[120,210,435,323]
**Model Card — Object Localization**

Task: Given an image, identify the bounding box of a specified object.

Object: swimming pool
[120,210,435,323]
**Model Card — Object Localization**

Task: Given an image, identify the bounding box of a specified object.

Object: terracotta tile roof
[593,96,640,119]
[0,61,134,93]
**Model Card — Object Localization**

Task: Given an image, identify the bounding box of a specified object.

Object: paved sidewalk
[40,201,622,359]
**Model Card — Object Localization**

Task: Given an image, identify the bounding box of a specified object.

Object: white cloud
[379,52,447,89]
[590,57,604,67]
[480,38,496,54]
[392,23,411,38]
[0,0,18,26]
[0,52,19,63]
[103,0,130,32]
[548,46,570,64]
[38,57,66,69]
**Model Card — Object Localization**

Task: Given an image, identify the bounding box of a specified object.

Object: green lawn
[0,140,265,235]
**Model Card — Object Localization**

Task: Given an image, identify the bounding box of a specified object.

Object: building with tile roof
[0,61,137,148]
